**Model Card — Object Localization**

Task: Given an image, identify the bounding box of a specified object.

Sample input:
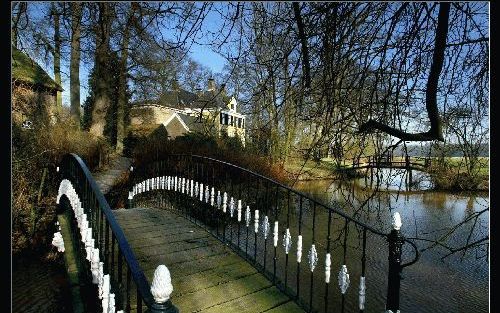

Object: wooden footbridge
[53,154,419,313]
[341,155,432,172]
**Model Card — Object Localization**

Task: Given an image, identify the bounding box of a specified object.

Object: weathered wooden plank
[172,260,258,295]
[263,300,306,313]
[172,273,272,312]
[200,286,290,313]
[144,252,243,278]
[134,236,220,257]
[113,207,305,313]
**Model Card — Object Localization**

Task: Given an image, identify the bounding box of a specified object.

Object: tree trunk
[358,3,450,142]
[116,7,133,154]
[53,4,62,109]
[90,3,113,137]
[70,3,82,125]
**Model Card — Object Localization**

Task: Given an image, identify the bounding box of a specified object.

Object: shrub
[12,112,111,256]
[131,131,288,183]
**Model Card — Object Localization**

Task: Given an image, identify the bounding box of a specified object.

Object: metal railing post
[386,212,404,313]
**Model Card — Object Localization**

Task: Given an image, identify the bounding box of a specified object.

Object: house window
[224,113,229,125]
[230,115,234,126]
[237,118,241,128]
[220,112,223,124]
[242,119,245,129]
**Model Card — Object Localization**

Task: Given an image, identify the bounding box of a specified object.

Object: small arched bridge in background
[340,155,432,172]
[54,153,419,313]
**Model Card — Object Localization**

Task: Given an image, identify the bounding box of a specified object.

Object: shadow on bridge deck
[113,207,305,313]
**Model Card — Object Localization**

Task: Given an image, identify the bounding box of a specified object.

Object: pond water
[290,169,489,313]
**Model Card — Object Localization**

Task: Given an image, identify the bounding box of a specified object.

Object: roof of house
[132,88,232,111]
[177,113,207,133]
[12,46,63,91]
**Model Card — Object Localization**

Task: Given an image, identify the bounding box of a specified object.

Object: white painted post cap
[151,264,173,303]
[392,212,402,231]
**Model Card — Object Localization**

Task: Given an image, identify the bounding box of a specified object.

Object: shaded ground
[12,254,73,313]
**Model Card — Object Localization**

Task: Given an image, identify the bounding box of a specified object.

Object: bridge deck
[113,207,305,313]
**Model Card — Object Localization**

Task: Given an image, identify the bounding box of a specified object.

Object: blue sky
[58,44,227,107]
[22,2,229,108]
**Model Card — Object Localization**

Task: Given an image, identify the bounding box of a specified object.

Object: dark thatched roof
[12,46,63,91]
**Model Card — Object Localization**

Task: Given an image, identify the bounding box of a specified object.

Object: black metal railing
[58,153,178,313]
[128,154,420,313]
[341,155,431,170]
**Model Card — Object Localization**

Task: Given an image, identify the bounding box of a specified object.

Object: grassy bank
[284,156,489,192]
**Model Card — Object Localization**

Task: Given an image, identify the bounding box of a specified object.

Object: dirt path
[92,155,133,195]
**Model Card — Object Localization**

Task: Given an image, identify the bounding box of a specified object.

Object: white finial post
[392,212,402,230]
[151,265,174,303]
[386,211,405,312]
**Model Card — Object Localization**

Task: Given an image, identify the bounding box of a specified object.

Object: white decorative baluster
[217,191,221,209]
[195,182,198,197]
[88,239,95,261]
[51,231,65,252]
[254,210,259,233]
[80,220,88,241]
[102,274,110,313]
[108,293,115,313]
[308,244,318,272]
[325,253,331,283]
[98,261,104,299]
[237,200,242,222]
[85,228,93,260]
[297,235,303,263]
[283,228,292,254]
[199,183,204,201]
[273,221,279,247]
[262,216,270,239]
[222,192,228,213]
[338,265,350,294]
[229,197,235,218]
[181,178,185,194]
[91,248,100,283]
[245,206,251,227]
[205,185,210,203]
[191,180,194,197]
[150,265,174,303]
[359,276,366,310]
[211,188,215,206]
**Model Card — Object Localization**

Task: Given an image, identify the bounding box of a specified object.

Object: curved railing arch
[58,153,178,313]
[128,154,419,313]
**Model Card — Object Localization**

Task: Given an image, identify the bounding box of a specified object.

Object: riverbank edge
[284,160,489,193]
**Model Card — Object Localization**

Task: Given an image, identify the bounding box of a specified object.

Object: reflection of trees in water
[296,167,489,261]
[421,192,447,211]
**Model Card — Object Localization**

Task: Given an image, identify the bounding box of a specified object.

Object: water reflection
[292,176,489,313]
